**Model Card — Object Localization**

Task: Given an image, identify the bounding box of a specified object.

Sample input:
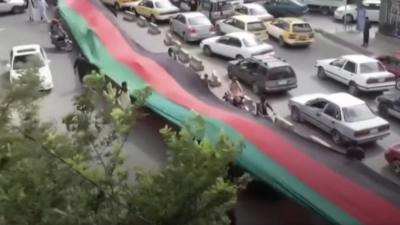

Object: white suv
[0,0,26,14]
[316,54,396,95]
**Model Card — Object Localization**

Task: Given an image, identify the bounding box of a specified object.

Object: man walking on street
[37,0,49,23]
[362,17,371,47]
[27,0,36,21]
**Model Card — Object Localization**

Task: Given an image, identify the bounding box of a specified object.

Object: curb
[315,28,374,56]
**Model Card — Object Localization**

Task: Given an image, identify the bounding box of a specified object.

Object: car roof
[182,12,206,18]
[342,54,377,63]
[279,17,306,24]
[12,44,41,55]
[232,15,261,22]
[323,93,365,107]
[252,55,289,68]
[226,32,255,39]
[244,3,264,8]
[363,0,380,5]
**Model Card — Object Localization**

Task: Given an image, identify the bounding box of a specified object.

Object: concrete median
[177,48,190,64]
[123,11,136,22]
[147,22,161,35]
[189,55,204,72]
[163,31,175,46]
[137,16,148,28]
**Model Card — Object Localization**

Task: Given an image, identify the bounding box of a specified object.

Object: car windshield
[292,23,312,32]
[189,16,211,25]
[342,104,376,123]
[360,62,386,73]
[155,0,174,8]
[242,36,262,47]
[249,5,267,15]
[13,53,45,70]
[290,0,304,6]
[247,21,266,31]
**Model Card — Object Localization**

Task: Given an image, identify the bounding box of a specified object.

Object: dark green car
[263,0,309,17]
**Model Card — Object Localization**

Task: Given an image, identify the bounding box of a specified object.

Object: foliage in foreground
[0,72,249,225]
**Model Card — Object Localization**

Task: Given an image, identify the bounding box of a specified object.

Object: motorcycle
[223,92,254,112]
[49,32,73,52]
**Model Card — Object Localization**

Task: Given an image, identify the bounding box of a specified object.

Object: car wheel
[348,82,360,96]
[320,6,330,15]
[317,67,327,79]
[278,36,285,47]
[290,106,302,122]
[11,6,23,14]
[131,8,138,16]
[343,14,354,23]
[378,103,390,117]
[150,15,157,23]
[235,55,244,60]
[396,79,400,90]
[114,2,121,11]
[252,82,260,94]
[331,129,344,145]
[203,45,212,56]
[390,160,400,174]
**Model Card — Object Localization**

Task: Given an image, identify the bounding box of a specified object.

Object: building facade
[379,0,400,38]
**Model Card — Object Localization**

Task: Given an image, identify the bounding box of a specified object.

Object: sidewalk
[314,25,400,56]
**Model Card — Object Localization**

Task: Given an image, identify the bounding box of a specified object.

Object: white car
[334,0,380,22]
[0,0,25,14]
[289,92,390,145]
[200,32,275,60]
[316,54,396,95]
[7,44,54,90]
[234,3,274,22]
[215,15,268,41]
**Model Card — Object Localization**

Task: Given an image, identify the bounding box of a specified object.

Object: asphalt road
[117,12,400,185]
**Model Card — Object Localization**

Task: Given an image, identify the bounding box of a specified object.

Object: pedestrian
[116,82,131,110]
[362,17,371,47]
[37,0,49,23]
[74,53,100,82]
[27,0,36,21]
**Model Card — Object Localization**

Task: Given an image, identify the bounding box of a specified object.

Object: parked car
[263,0,309,18]
[215,15,268,41]
[376,90,400,119]
[200,32,275,59]
[0,0,25,14]
[385,144,400,174]
[132,0,180,23]
[6,44,54,91]
[376,53,400,89]
[234,3,274,24]
[289,92,390,145]
[334,0,380,22]
[300,0,355,15]
[101,0,140,10]
[170,12,215,42]
[198,0,235,23]
[316,55,396,95]
[266,17,314,47]
[227,55,297,94]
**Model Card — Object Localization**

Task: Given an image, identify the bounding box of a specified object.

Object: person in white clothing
[27,0,36,21]
[37,0,48,23]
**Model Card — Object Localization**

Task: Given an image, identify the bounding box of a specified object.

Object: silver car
[0,0,25,14]
[289,92,390,145]
[169,12,216,42]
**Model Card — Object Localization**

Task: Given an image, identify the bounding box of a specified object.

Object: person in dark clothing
[73,54,100,82]
[362,17,371,47]
[190,0,197,11]
[255,95,275,118]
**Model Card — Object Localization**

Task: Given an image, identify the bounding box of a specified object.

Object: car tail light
[354,130,370,137]
[189,27,196,33]
[378,124,390,131]
[366,78,379,84]
[288,34,296,39]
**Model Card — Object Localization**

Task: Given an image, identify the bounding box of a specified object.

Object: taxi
[265,17,314,47]
[132,0,180,23]
[215,15,268,42]
[101,0,139,10]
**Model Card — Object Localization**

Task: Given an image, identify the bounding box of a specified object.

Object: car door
[302,99,329,127]
[173,14,187,36]
[0,0,11,12]
[212,36,232,57]
[241,61,259,84]
[365,2,380,22]
[340,60,357,84]
[325,58,346,81]
[228,37,243,58]
[319,102,342,133]
[233,59,252,82]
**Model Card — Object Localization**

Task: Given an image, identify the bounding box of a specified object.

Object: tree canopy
[0,71,249,225]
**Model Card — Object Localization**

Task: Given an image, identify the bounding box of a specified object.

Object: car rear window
[247,21,266,32]
[267,66,295,80]
[13,53,45,70]
[360,62,385,73]
[292,23,312,33]
[189,16,211,25]
[342,104,375,122]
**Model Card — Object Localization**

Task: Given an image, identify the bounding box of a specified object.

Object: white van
[299,0,356,15]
